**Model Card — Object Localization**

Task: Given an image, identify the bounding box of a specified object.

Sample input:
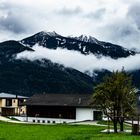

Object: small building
[0,93,28,116]
[23,94,102,124]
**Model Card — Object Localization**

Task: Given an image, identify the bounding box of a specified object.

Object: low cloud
[16,45,140,73]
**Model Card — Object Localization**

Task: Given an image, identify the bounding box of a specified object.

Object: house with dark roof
[18,94,102,124]
[0,93,28,116]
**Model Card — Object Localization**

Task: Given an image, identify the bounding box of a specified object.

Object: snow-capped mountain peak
[39,31,60,37]
[20,31,137,59]
[74,35,99,44]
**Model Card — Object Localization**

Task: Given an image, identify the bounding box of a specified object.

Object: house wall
[76,107,97,121]
[0,99,2,113]
[0,99,2,107]
[27,105,76,119]
[13,116,76,124]
[13,99,27,115]
[12,99,18,107]
[1,99,6,107]
[14,107,102,123]
[0,98,27,116]
[17,106,26,115]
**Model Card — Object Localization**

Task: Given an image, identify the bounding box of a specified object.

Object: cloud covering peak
[16,45,140,73]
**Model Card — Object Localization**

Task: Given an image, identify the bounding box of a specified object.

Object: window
[32,120,35,123]
[42,120,45,123]
[18,99,24,106]
[37,120,40,123]
[6,99,12,106]
[47,120,50,123]
[52,121,55,124]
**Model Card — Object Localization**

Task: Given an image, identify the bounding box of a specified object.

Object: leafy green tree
[91,70,136,132]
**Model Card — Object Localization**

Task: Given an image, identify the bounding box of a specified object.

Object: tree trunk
[113,119,118,133]
[119,117,124,132]
[120,121,123,132]
[113,105,118,133]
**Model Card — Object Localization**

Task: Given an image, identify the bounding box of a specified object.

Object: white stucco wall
[13,116,76,124]
[76,107,96,121]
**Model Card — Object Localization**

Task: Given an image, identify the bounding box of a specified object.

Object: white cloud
[16,45,140,73]
[0,0,140,50]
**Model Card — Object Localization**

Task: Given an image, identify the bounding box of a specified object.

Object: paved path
[125,120,140,125]
[71,121,107,126]
[101,129,132,133]
[0,116,27,124]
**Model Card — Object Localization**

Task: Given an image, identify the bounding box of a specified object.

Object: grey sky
[0,0,140,50]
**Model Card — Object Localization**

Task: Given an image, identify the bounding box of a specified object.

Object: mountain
[0,40,33,59]
[20,31,136,59]
[0,31,139,96]
[0,58,94,96]
[73,34,100,44]
[0,39,95,96]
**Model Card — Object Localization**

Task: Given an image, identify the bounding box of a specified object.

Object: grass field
[97,120,132,130]
[0,121,139,140]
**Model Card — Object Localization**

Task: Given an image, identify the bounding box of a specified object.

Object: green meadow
[0,121,139,140]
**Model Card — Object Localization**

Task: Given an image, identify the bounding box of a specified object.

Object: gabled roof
[0,93,28,99]
[26,94,93,107]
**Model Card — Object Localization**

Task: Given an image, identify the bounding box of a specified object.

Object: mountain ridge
[0,31,139,96]
[20,31,137,59]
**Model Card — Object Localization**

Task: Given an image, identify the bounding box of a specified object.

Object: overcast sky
[0,0,140,50]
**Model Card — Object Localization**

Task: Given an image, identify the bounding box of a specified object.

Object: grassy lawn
[0,121,139,140]
[97,120,132,130]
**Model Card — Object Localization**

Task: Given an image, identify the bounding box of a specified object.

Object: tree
[91,70,136,133]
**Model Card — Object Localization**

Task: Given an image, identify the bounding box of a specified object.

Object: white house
[15,94,102,124]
